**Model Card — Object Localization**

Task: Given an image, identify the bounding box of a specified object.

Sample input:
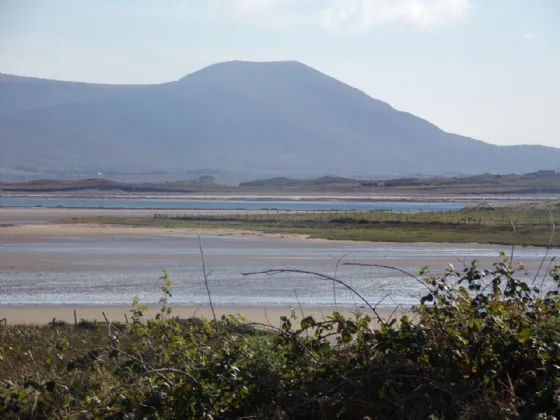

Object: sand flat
[0,222,504,248]
[1,223,302,239]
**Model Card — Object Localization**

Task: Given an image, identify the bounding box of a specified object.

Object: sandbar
[1,222,313,241]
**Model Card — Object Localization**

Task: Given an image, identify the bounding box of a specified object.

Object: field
[57,204,560,247]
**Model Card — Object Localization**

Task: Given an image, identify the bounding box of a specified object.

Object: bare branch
[374,293,391,311]
[198,234,218,329]
[293,288,305,320]
[387,304,402,324]
[264,308,273,327]
[341,262,431,292]
[331,252,353,310]
[540,256,557,295]
[475,192,516,262]
[241,268,386,325]
[533,208,556,285]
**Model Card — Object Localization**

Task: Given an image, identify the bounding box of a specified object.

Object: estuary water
[0,197,469,212]
[1,233,555,308]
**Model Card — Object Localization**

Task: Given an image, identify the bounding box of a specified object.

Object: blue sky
[1,0,559,147]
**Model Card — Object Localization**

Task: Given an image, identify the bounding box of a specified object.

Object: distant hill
[3,171,560,196]
[239,176,357,188]
[1,61,559,179]
[0,178,228,193]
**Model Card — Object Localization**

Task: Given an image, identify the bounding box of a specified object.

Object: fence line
[152,211,552,228]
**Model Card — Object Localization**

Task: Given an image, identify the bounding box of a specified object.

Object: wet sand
[0,223,315,272]
[0,305,403,327]
[1,220,511,247]
[1,222,311,240]
[1,222,524,273]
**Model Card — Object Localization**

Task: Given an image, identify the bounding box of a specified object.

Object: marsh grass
[59,206,560,247]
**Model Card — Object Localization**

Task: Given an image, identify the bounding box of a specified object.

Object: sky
[1,0,559,148]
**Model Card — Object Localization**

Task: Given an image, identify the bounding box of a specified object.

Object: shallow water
[0,197,469,212]
[1,234,556,307]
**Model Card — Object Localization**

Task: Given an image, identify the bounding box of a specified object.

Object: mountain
[1,61,558,180]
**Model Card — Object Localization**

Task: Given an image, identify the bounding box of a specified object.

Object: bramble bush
[1,259,560,419]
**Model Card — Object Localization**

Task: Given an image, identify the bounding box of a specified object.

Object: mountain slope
[1,61,558,178]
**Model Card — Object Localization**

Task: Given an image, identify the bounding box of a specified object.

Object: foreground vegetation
[1,259,560,418]
[59,204,560,247]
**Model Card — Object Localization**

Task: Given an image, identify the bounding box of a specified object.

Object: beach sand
[1,221,505,247]
[0,305,404,327]
[0,206,322,241]
[1,222,309,240]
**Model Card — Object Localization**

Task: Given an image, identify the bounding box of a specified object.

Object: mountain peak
[176,59,392,111]
[213,59,307,67]
[177,60,315,82]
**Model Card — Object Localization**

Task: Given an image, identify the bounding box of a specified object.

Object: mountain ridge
[1,60,558,180]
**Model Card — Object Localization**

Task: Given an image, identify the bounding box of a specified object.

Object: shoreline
[0,194,546,202]
[0,222,318,241]
[0,222,524,248]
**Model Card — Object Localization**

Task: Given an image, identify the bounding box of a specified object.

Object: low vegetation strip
[4,171,560,195]
[57,206,560,247]
[1,260,560,418]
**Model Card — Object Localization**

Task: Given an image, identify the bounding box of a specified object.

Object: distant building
[536,170,557,178]
[197,175,216,183]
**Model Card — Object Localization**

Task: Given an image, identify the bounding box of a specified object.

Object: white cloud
[321,0,471,32]
[132,0,472,32]
[232,0,281,15]
[523,32,537,41]
[229,0,313,27]
[231,0,280,19]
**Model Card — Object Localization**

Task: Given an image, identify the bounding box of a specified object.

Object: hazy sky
[1,0,559,147]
